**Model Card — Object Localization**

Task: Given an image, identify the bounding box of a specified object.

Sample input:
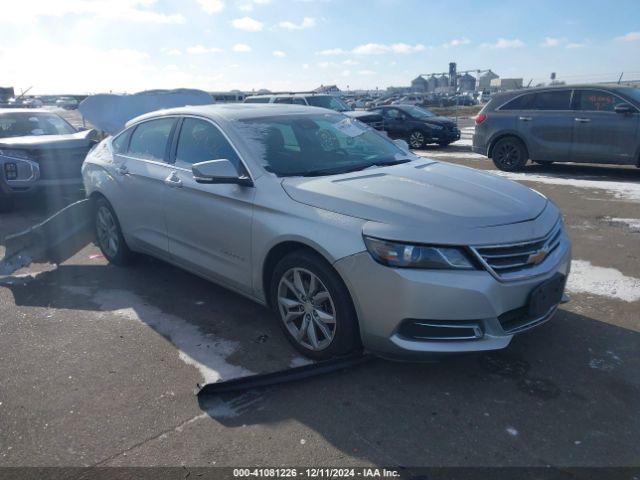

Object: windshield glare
[236,113,412,177]
[306,96,351,112]
[404,106,436,119]
[0,112,77,138]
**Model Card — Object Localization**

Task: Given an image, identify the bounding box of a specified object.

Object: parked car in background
[480,91,492,103]
[391,95,424,106]
[83,103,571,360]
[453,94,477,106]
[244,93,384,130]
[473,85,640,171]
[369,104,460,148]
[22,98,44,108]
[0,109,97,209]
[55,97,79,110]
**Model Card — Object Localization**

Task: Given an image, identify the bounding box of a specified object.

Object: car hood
[0,129,97,150]
[344,111,382,121]
[282,160,551,244]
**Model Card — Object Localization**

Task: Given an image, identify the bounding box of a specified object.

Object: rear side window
[292,98,307,105]
[533,90,571,110]
[500,93,536,110]
[175,118,242,169]
[244,97,271,103]
[128,118,175,162]
[576,90,629,112]
[112,129,131,154]
[274,97,294,104]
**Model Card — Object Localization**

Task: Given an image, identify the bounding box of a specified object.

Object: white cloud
[197,0,224,14]
[481,38,525,49]
[164,48,182,56]
[277,17,316,30]
[186,45,223,54]
[540,37,566,47]
[342,59,358,65]
[273,50,286,57]
[317,61,332,68]
[442,37,470,47]
[615,31,640,42]
[351,43,425,55]
[358,69,375,75]
[566,42,586,49]
[0,0,185,24]
[231,16,264,31]
[232,43,252,52]
[340,69,351,77]
[317,48,347,56]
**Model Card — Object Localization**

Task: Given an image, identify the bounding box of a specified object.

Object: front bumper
[334,237,571,359]
[431,128,460,143]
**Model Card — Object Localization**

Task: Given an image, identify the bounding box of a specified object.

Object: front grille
[27,147,90,180]
[472,221,563,281]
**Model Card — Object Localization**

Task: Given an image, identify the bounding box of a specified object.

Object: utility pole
[618,72,624,84]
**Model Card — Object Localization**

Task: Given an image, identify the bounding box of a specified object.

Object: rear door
[163,117,255,293]
[571,89,639,164]
[113,117,177,257]
[511,89,574,161]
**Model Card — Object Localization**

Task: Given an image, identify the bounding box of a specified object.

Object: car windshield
[0,112,77,138]
[305,96,351,112]
[235,113,413,177]
[403,105,436,119]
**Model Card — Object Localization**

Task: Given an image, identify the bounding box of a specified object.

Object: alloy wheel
[409,131,425,148]
[277,267,336,351]
[96,205,119,258]
[495,142,519,168]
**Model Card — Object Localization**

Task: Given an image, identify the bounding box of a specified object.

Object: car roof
[126,103,333,127]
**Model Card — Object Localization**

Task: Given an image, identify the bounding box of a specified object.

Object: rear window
[244,97,271,103]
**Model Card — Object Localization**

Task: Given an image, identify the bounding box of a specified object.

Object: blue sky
[1,0,639,94]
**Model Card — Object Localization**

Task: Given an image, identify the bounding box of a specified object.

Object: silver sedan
[82,104,571,360]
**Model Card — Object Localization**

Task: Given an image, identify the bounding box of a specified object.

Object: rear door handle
[574,117,591,123]
[164,171,183,188]
[116,164,129,176]
[518,116,532,122]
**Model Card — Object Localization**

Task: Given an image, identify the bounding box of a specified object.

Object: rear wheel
[408,130,426,149]
[492,137,528,171]
[270,251,360,360]
[94,197,132,265]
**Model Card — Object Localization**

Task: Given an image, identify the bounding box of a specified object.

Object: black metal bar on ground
[197,352,374,396]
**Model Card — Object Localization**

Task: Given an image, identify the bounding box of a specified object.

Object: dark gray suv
[472,85,640,171]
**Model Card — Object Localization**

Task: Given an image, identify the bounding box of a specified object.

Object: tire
[491,137,528,171]
[408,130,426,149]
[94,197,133,265]
[270,250,361,360]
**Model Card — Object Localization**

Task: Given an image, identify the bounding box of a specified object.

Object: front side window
[533,90,572,110]
[0,113,76,138]
[128,118,175,162]
[175,118,242,169]
[234,113,412,177]
[576,90,631,112]
[112,129,131,154]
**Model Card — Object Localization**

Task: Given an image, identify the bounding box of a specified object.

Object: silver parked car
[82,104,571,360]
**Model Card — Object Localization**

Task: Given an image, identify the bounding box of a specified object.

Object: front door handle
[574,117,591,123]
[518,116,532,122]
[116,164,129,176]
[164,171,183,188]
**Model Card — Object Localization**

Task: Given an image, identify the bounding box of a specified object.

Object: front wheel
[492,137,528,171]
[270,251,361,360]
[408,130,426,149]
[94,197,133,265]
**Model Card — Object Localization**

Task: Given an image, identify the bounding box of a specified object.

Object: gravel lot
[1,114,639,468]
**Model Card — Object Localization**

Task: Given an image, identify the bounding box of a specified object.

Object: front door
[112,117,177,257]
[380,108,408,139]
[163,117,255,294]
[571,89,639,164]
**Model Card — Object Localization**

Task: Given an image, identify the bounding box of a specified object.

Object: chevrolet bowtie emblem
[527,248,549,265]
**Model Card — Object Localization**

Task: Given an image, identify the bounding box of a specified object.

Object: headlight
[426,124,444,130]
[363,236,475,270]
[0,149,32,160]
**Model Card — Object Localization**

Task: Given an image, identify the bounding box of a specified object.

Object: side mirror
[192,159,253,187]
[393,139,410,151]
[614,103,635,114]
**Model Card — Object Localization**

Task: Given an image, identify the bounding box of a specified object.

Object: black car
[368,104,460,148]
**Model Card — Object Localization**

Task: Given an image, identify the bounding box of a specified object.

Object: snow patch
[568,260,640,302]
[491,171,640,203]
[606,217,640,233]
[414,151,484,160]
[506,427,519,437]
[63,286,253,383]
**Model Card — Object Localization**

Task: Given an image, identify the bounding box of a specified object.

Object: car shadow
[2,256,639,466]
